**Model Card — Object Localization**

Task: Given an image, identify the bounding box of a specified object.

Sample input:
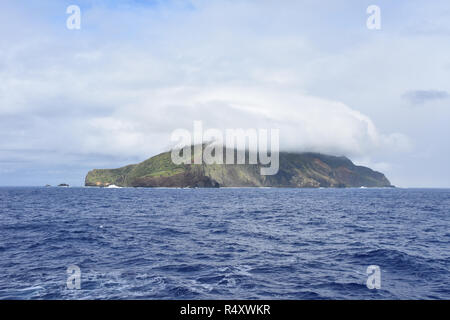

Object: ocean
[0,187,448,299]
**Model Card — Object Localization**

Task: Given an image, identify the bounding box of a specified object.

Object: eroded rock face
[85,150,393,188]
[130,171,220,188]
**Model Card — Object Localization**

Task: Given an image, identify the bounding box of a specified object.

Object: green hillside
[85,147,392,188]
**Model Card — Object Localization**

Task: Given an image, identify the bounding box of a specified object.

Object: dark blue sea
[0,187,449,300]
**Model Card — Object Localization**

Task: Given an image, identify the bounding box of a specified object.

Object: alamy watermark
[367,5,381,30]
[63,5,380,31]
[64,5,379,31]
[170,121,280,175]
[66,265,81,290]
[366,265,381,289]
[64,263,381,292]
[66,5,81,30]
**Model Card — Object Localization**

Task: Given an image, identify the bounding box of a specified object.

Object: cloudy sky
[0,0,449,187]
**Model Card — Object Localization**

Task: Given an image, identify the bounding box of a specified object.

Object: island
[85,147,393,188]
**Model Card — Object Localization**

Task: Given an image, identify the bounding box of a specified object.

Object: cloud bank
[2,0,450,186]
[0,2,410,164]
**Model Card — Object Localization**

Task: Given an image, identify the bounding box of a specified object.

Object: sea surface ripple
[0,187,448,299]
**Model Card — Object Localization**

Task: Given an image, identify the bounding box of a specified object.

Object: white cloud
[1,0,449,186]
[0,39,410,164]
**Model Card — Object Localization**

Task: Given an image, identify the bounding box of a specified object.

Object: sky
[0,0,449,187]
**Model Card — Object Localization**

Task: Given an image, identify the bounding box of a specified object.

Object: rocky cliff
[85,148,393,188]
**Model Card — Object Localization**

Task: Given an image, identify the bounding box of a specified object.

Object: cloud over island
[1,0,450,186]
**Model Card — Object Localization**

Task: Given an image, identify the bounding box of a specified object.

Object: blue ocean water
[0,187,448,300]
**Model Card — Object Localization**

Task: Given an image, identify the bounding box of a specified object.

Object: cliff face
[85,149,392,188]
